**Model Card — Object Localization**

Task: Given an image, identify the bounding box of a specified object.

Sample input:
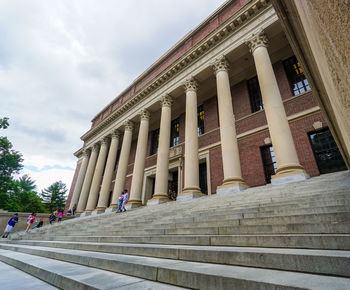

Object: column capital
[246,30,269,54]
[160,94,173,107]
[124,120,134,131]
[212,56,229,75]
[101,136,109,146]
[111,129,121,139]
[82,148,90,157]
[91,143,100,152]
[184,78,198,93]
[139,109,151,121]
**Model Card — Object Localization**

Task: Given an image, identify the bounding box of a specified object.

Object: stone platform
[1,171,349,289]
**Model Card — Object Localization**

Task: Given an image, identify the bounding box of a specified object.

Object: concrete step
[0,260,58,290]
[5,240,350,277]
[0,243,349,290]
[19,233,350,250]
[53,221,350,237]
[37,205,350,235]
[0,249,185,290]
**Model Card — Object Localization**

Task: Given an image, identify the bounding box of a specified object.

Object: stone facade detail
[124,120,134,131]
[160,94,173,107]
[140,109,151,121]
[184,78,198,93]
[246,30,269,53]
[212,56,229,75]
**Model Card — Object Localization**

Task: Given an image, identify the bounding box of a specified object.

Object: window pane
[283,56,311,96]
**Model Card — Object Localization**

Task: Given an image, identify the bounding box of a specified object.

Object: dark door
[260,145,277,184]
[199,162,208,194]
[308,128,347,174]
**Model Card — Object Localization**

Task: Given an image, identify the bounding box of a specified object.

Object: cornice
[81,0,271,142]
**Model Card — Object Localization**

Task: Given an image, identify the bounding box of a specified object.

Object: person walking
[26,213,37,232]
[2,213,19,238]
[58,211,63,222]
[49,212,56,224]
[121,189,129,212]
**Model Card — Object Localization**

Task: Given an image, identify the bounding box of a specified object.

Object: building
[66,0,347,215]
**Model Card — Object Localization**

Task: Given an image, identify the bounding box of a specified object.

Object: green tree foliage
[5,175,46,213]
[0,117,23,208]
[41,181,67,212]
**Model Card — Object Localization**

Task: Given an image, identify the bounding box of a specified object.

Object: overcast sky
[0,0,226,193]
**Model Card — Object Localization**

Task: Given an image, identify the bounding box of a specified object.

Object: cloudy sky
[0,0,226,194]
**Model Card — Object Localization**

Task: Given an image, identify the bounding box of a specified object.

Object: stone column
[95,130,121,212]
[84,137,109,214]
[76,143,99,214]
[147,95,172,205]
[178,78,204,200]
[127,109,151,208]
[108,121,134,210]
[69,149,90,211]
[212,56,248,194]
[247,31,308,184]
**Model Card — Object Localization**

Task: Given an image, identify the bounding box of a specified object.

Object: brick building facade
[66,0,346,214]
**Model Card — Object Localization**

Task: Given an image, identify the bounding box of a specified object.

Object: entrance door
[260,145,277,184]
[199,162,208,194]
[308,128,347,174]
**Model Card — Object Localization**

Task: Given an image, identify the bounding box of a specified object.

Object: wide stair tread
[0,249,185,289]
[0,244,349,290]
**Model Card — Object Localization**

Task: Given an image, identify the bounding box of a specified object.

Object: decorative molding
[111,130,121,139]
[92,143,100,152]
[160,94,173,107]
[246,30,269,53]
[312,121,323,130]
[82,149,90,158]
[169,146,182,159]
[184,78,199,93]
[264,137,271,144]
[140,109,151,121]
[101,136,109,146]
[124,120,134,131]
[80,0,271,142]
[212,55,229,75]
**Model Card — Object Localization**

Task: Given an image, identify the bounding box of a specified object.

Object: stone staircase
[1,171,350,289]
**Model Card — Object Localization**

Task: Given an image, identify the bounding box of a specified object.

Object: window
[197,105,204,136]
[247,76,263,113]
[283,56,311,96]
[260,145,277,183]
[170,118,180,147]
[308,128,347,174]
[150,128,159,155]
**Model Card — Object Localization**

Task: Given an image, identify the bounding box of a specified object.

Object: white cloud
[0,0,226,192]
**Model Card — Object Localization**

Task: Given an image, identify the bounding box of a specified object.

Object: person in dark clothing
[2,213,19,238]
[31,219,44,229]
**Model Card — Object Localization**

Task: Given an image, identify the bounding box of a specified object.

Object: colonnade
[69,30,308,214]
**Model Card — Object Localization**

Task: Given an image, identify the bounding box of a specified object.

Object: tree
[5,175,46,213]
[0,117,23,208]
[41,181,67,212]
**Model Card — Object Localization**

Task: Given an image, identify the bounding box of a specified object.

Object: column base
[147,195,170,206]
[79,211,92,217]
[125,200,143,209]
[271,164,309,185]
[105,205,118,213]
[217,177,248,195]
[91,207,107,215]
[177,187,204,201]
